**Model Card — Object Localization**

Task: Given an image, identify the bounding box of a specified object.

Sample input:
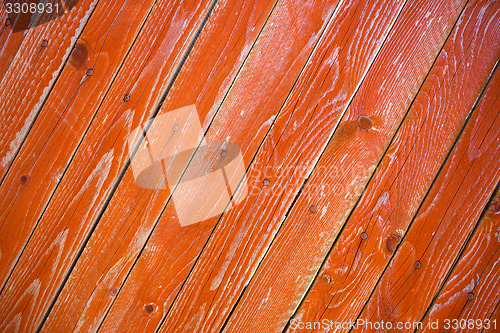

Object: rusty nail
[360,232,368,240]
[41,40,48,47]
[263,179,270,186]
[144,303,155,313]
[123,94,130,102]
[20,175,28,184]
[467,293,474,300]
[5,18,11,26]
[86,68,94,76]
[357,115,373,130]
[309,205,318,213]
[221,150,227,158]
[172,124,179,132]
[414,261,421,269]
[110,287,118,296]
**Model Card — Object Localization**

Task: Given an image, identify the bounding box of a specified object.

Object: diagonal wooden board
[420,184,500,332]
[221,0,483,331]
[354,50,500,331]
[0,0,98,179]
[288,0,500,330]
[0,0,157,291]
[39,0,281,331]
[0,0,214,331]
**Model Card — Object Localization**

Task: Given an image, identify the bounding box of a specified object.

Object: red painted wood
[353,36,500,333]
[0,0,98,179]
[0,0,213,331]
[157,0,409,331]
[40,0,282,331]
[288,0,500,330]
[222,0,477,331]
[0,0,156,292]
[421,185,500,333]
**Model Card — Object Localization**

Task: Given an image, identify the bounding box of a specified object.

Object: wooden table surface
[0,0,499,332]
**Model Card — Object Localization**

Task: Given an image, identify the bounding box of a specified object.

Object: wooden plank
[421,184,500,333]
[0,0,214,331]
[55,0,347,332]
[353,48,500,332]
[0,0,98,179]
[0,7,26,81]
[37,0,282,331]
[287,0,500,330]
[221,0,473,331]
[0,0,156,291]
[155,0,410,331]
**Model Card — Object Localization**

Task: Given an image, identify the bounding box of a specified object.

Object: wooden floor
[0,0,499,332]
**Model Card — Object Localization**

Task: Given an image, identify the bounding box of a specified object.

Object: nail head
[86,68,94,76]
[172,124,179,132]
[263,179,270,186]
[41,40,48,47]
[221,150,227,158]
[144,303,155,313]
[20,175,28,184]
[414,261,421,269]
[360,232,368,240]
[123,94,130,102]
[467,293,474,300]
[309,205,318,213]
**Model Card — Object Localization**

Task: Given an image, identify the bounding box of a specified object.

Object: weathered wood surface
[0,0,156,292]
[0,0,499,331]
[0,0,98,179]
[62,1,346,331]
[222,0,473,331]
[421,184,500,332]
[157,0,408,331]
[0,0,214,331]
[41,0,283,331]
[353,46,500,333]
[287,0,500,330]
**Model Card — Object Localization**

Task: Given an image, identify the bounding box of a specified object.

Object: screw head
[86,68,94,76]
[220,150,227,158]
[123,94,130,102]
[467,293,474,300]
[263,179,270,186]
[360,232,368,240]
[414,261,421,269]
[41,40,48,47]
[309,205,318,213]
[172,124,179,132]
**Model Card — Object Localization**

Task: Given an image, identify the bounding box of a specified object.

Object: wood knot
[70,41,90,68]
[385,234,401,254]
[357,115,373,130]
[319,273,331,284]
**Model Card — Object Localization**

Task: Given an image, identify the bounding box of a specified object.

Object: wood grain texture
[288,0,500,330]
[0,7,26,81]
[222,0,473,331]
[91,0,346,332]
[0,0,213,332]
[0,0,155,293]
[0,0,98,179]
[420,184,500,333]
[353,26,500,333]
[40,0,280,331]
[156,0,408,331]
